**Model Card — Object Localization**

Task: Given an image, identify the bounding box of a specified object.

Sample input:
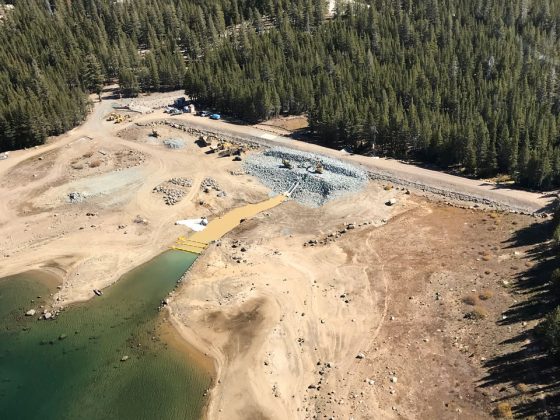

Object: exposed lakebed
[0,250,210,420]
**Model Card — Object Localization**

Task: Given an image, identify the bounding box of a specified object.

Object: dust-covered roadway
[129,111,554,214]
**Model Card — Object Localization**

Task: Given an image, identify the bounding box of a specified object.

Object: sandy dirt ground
[173,187,546,420]
[0,96,268,305]
[254,115,309,136]
[0,91,553,419]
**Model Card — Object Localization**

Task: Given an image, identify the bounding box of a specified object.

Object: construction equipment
[218,146,245,158]
[106,113,126,123]
[198,135,212,146]
[217,140,232,150]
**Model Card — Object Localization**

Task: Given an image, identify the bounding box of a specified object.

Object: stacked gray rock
[67,192,86,203]
[163,138,185,149]
[169,177,192,187]
[152,185,185,205]
[201,177,221,191]
[244,148,368,207]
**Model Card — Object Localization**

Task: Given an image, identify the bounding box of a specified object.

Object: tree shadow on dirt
[478,218,560,418]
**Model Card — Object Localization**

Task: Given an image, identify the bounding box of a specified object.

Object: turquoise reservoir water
[0,251,210,420]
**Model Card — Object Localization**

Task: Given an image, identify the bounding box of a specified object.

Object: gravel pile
[163,138,185,149]
[244,148,368,206]
[67,191,86,203]
[169,177,192,187]
[201,177,221,192]
[153,185,185,205]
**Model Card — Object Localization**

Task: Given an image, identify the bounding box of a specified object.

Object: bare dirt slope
[174,188,544,419]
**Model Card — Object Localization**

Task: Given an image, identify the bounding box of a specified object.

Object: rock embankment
[244,148,368,207]
[136,120,261,150]
[367,170,549,215]
[136,119,552,214]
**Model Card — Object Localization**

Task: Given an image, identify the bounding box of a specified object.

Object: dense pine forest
[1,1,560,188]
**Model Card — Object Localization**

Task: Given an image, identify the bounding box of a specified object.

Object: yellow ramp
[173,238,208,254]
[172,194,286,254]
[172,245,205,254]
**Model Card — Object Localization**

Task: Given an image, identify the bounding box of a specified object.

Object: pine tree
[2,0,560,189]
[464,124,477,175]
[83,54,104,101]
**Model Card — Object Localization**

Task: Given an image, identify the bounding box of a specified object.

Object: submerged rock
[25,309,36,316]
[121,355,129,362]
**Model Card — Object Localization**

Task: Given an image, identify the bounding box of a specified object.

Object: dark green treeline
[2,0,560,188]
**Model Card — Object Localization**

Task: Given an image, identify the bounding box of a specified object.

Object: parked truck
[174,97,187,108]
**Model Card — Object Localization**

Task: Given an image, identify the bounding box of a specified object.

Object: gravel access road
[131,112,555,214]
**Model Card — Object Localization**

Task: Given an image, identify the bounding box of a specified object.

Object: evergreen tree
[1,0,560,189]
[83,54,104,100]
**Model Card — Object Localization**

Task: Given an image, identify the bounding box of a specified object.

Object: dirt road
[130,111,554,214]
[2,98,552,214]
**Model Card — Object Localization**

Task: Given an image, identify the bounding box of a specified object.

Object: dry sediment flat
[0,98,269,305]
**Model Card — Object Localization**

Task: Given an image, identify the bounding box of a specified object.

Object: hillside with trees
[1,0,560,188]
